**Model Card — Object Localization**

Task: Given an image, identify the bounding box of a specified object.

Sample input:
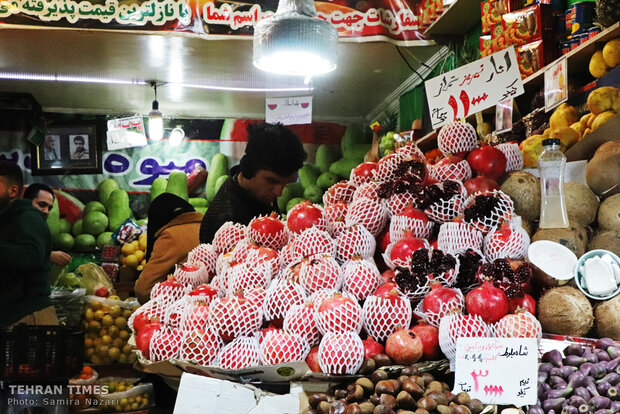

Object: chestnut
[356,378,375,395]
[309,393,329,409]
[330,399,348,414]
[436,405,454,414]
[454,392,470,405]
[426,381,443,394]
[420,372,434,386]
[379,393,397,409]
[401,366,420,377]
[373,404,395,414]
[452,405,472,414]
[395,390,416,410]
[416,396,437,412]
[347,385,365,403]
[466,399,483,414]
[373,353,392,368]
[335,389,348,399]
[402,379,424,399]
[359,401,376,414]
[318,400,332,414]
[371,370,389,384]
[426,391,448,406]
[344,403,363,414]
[375,380,397,396]
[359,358,376,375]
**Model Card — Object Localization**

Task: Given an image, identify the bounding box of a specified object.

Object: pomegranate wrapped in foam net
[308,288,340,310]
[318,331,365,374]
[286,202,327,235]
[463,190,514,234]
[150,277,188,303]
[227,262,272,296]
[315,293,363,334]
[341,257,381,301]
[352,181,381,202]
[373,152,405,182]
[496,142,524,172]
[187,243,218,278]
[424,181,467,224]
[396,142,426,162]
[439,313,491,369]
[323,202,348,238]
[260,330,310,365]
[349,162,378,187]
[428,158,472,183]
[387,192,425,217]
[128,300,165,332]
[283,302,320,347]
[414,287,465,328]
[212,222,247,254]
[245,246,281,277]
[247,214,288,251]
[263,279,306,327]
[207,295,263,341]
[345,197,388,237]
[389,213,434,242]
[437,221,484,254]
[299,254,342,295]
[173,262,210,288]
[493,311,542,339]
[244,287,267,309]
[149,328,183,362]
[229,238,254,264]
[209,271,229,294]
[437,121,478,155]
[323,181,357,206]
[179,327,223,365]
[178,300,210,332]
[292,227,335,259]
[162,297,190,328]
[483,217,530,261]
[382,237,430,270]
[216,335,262,370]
[279,241,298,268]
[335,224,376,264]
[362,292,412,342]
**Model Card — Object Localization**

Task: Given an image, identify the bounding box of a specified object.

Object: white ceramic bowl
[574,249,620,300]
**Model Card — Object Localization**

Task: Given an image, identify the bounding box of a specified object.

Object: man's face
[45,136,55,148]
[0,177,20,210]
[31,190,54,217]
[247,170,297,205]
[75,139,85,151]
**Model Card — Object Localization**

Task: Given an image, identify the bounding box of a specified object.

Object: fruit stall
[1,0,620,412]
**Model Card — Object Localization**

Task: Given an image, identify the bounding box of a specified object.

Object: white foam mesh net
[372,152,405,182]
[394,274,432,302]
[283,303,321,347]
[437,222,484,254]
[308,289,340,310]
[173,262,210,289]
[425,190,467,225]
[262,280,307,325]
[327,219,348,239]
[247,216,288,251]
[439,313,491,370]
[323,203,348,238]
[286,203,327,235]
[335,225,377,264]
[323,181,357,206]
[341,258,381,301]
[315,295,363,334]
[292,227,336,259]
[162,297,190,328]
[279,261,303,284]
[186,286,221,306]
[483,217,530,261]
[179,327,223,366]
[496,143,524,172]
[345,197,388,237]
[349,164,377,187]
[128,300,164,332]
[149,328,183,362]
[178,300,210,332]
[416,288,465,328]
[216,336,262,370]
[187,244,218,278]
[352,181,381,202]
[362,295,412,342]
[382,238,430,270]
[260,330,310,365]
[244,287,267,309]
[215,252,234,278]
[390,215,434,242]
[227,262,272,296]
[437,121,478,155]
[463,190,515,234]
[387,192,424,217]
[245,247,282,278]
[207,296,263,341]
[493,311,542,339]
[429,159,473,182]
[209,271,229,294]
[299,255,343,295]
[318,331,365,375]
[212,222,247,254]
[279,242,298,269]
[230,238,254,264]
[150,279,189,303]
[396,143,426,162]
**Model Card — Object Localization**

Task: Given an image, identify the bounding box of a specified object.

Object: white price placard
[454,337,538,405]
[544,57,568,112]
[425,47,524,129]
[265,96,312,126]
[106,115,147,150]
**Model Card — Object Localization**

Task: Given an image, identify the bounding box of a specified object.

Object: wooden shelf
[424,0,481,36]
[416,129,439,152]
[523,22,620,88]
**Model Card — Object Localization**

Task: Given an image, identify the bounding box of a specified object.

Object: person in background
[199,122,307,243]
[134,193,202,304]
[43,135,59,161]
[71,135,89,160]
[0,161,58,328]
[23,183,72,267]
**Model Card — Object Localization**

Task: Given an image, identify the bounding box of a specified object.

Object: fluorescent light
[175,82,313,93]
[148,83,164,141]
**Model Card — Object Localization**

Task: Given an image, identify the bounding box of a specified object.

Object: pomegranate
[410,323,442,360]
[258,324,279,344]
[283,302,320,347]
[150,276,186,301]
[181,302,210,331]
[463,176,500,196]
[263,280,306,328]
[260,330,309,365]
[179,328,222,366]
[380,269,395,284]
[318,332,365,374]
[495,311,542,339]
[399,205,429,222]
[362,336,385,359]
[466,281,509,324]
[466,145,507,181]
[342,257,381,301]
[508,293,536,314]
[316,293,363,334]
[208,294,262,341]
[189,284,219,301]
[373,282,400,300]
[422,283,464,327]
[306,346,321,372]
[389,232,427,267]
[351,162,378,186]
[385,328,424,365]
[287,201,325,234]
[248,213,287,250]
[377,226,391,253]
[431,155,472,182]
[323,181,356,206]
[131,311,158,333]
[136,322,162,360]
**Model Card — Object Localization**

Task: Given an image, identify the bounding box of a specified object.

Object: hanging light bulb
[148,82,164,141]
[169,125,185,147]
[253,0,338,77]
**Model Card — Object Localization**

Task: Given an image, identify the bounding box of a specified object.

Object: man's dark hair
[23,183,55,201]
[239,122,307,178]
[74,136,85,144]
[0,160,24,194]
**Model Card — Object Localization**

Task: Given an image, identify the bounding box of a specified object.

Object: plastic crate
[0,325,84,382]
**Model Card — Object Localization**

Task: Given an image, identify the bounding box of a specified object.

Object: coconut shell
[586,141,620,198]
[500,171,541,222]
[538,286,594,337]
[563,182,600,226]
[588,230,620,256]
[597,194,620,231]
[531,218,588,257]
[521,219,535,237]
[595,294,620,340]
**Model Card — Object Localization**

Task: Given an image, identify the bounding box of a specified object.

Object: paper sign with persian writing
[454,337,538,405]
[265,96,312,126]
[425,47,524,129]
[106,116,147,150]
[544,57,568,112]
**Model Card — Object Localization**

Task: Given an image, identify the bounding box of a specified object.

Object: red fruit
[351,162,378,186]
[189,284,219,300]
[179,328,222,366]
[306,346,321,372]
[260,330,309,365]
[258,324,279,344]
[385,328,424,365]
[132,311,159,333]
[316,293,363,334]
[248,245,278,261]
[508,294,536,314]
[466,281,509,324]
[373,282,400,300]
[362,292,412,342]
[466,146,507,181]
[389,233,426,265]
[463,176,500,196]
[434,155,463,168]
[248,213,287,250]
[318,332,365,374]
[287,201,325,234]
[377,226,391,253]
[380,270,396,284]
[362,336,384,359]
[283,302,320,347]
[422,283,463,327]
[323,181,356,206]
[151,276,186,301]
[335,224,376,264]
[212,222,247,253]
[208,295,262,341]
[495,311,542,338]
[399,205,429,223]
[181,303,210,331]
[94,287,109,297]
[136,322,162,360]
[263,280,306,328]
[410,323,442,360]
[342,257,381,301]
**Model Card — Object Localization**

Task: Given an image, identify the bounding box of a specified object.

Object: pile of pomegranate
[130,121,542,374]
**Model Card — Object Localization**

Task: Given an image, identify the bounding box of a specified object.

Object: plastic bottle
[538,138,569,229]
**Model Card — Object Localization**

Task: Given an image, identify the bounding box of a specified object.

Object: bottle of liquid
[538,138,569,229]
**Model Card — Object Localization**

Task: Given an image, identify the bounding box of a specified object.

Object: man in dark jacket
[0,161,57,328]
[199,122,307,243]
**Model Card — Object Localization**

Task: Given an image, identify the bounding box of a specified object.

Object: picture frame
[31,119,104,175]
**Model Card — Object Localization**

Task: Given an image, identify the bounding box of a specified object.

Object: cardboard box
[491,4,555,50]
[480,35,494,58]
[481,0,523,34]
[515,40,558,79]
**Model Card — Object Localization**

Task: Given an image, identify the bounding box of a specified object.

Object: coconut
[521,220,535,237]
[586,141,620,198]
[588,230,620,256]
[531,217,588,257]
[597,193,620,231]
[563,182,600,226]
[538,286,594,337]
[500,171,541,222]
[595,294,620,340]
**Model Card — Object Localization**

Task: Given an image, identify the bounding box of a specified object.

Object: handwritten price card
[106,116,147,150]
[424,47,524,129]
[544,57,568,112]
[454,338,538,405]
[265,96,312,126]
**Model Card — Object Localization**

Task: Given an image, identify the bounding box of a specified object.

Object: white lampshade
[148,100,164,141]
